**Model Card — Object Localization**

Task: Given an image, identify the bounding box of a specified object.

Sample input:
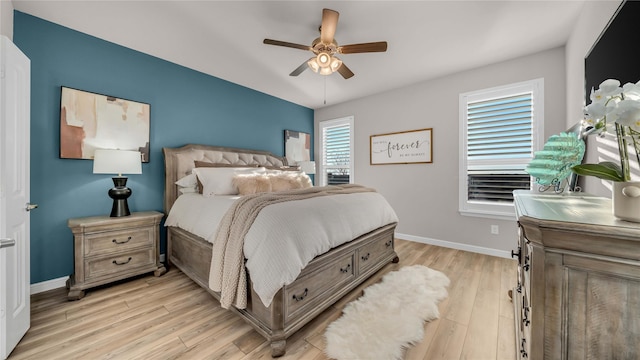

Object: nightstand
[67,211,165,300]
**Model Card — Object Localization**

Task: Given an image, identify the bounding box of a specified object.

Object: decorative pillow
[175,173,198,194]
[192,162,266,194]
[178,186,198,195]
[233,173,272,195]
[193,167,262,197]
[269,171,313,192]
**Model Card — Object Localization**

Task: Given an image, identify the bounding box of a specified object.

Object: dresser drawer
[357,236,394,273]
[84,248,155,280]
[84,227,154,257]
[284,252,355,322]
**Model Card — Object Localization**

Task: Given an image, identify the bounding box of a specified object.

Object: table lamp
[298,161,316,174]
[93,149,142,217]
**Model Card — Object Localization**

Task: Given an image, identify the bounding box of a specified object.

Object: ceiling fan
[263,8,387,79]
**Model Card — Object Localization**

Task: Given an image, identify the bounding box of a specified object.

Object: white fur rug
[324,265,450,360]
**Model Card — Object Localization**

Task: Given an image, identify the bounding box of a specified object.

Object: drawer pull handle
[520,338,528,358]
[112,236,132,245]
[361,253,370,261]
[292,288,308,302]
[340,264,351,273]
[523,307,530,326]
[511,247,521,260]
[385,240,392,247]
[112,257,132,265]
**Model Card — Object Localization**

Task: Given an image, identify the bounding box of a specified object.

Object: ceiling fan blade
[263,39,311,51]
[320,8,339,44]
[289,59,313,76]
[337,62,354,79]
[338,41,388,54]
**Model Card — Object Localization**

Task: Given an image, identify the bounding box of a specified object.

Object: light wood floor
[8,239,517,359]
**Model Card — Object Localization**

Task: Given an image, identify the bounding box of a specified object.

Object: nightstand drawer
[85,248,155,280]
[85,227,154,256]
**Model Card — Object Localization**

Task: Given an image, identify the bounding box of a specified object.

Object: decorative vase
[612,181,640,223]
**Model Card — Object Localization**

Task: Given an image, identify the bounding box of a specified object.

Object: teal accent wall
[13,11,314,284]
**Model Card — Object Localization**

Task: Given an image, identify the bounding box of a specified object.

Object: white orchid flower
[584,101,615,122]
[577,78,640,183]
[597,79,623,97]
[614,99,640,131]
[622,81,640,101]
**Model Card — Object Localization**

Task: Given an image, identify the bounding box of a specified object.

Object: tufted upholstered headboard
[163,144,288,214]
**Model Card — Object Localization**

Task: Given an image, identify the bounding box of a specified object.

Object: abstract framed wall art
[284,130,311,164]
[370,128,432,165]
[60,86,151,162]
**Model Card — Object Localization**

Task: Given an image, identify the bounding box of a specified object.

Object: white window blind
[459,79,543,219]
[319,116,354,186]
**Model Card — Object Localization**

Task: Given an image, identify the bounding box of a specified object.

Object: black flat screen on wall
[585,0,639,103]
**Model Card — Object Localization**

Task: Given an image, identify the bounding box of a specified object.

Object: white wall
[315,47,567,256]
[566,0,621,197]
[0,0,14,40]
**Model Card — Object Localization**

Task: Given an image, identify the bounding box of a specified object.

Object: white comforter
[165,191,398,307]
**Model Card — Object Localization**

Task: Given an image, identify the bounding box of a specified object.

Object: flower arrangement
[571,79,640,182]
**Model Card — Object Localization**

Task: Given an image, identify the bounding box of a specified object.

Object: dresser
[512,190,640,359]
[67,211,165,300]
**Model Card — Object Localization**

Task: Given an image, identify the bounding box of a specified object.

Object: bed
[163,144,399,357]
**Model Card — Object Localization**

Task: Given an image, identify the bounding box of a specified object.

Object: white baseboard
[30,276,69,295]
[395,233,512,259]
[31,253,167,295]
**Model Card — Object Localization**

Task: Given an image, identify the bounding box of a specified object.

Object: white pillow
[193,167,264,197]
[175,173,197,187]
[175,173,198,194]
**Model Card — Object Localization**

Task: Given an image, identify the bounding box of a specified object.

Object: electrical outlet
[491,225,499,235]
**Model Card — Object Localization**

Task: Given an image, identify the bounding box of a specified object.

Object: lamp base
[108,177,132,217]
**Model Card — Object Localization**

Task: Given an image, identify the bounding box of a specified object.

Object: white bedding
[165,193,239,241]
[165,191,399,307]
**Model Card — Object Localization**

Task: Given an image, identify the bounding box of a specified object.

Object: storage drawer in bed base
[166,222,398,357]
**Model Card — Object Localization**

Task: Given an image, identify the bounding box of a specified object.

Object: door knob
[0,238,15,249]
[26,203,38,211]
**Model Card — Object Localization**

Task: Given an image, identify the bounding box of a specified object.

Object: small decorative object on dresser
[67,211,165,300]
[571,79,640,222]
[512,190,640,359]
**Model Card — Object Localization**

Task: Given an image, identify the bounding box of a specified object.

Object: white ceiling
[12,0,589,109]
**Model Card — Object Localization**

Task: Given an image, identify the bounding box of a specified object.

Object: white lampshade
[93,149,142,176]
[298,161,316,175]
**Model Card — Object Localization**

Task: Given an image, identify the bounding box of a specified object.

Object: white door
[0,35,31,360]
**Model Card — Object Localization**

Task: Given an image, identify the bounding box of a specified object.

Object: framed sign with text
[370,128,432,165]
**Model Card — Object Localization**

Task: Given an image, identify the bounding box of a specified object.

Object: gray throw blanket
[208,184,375,309]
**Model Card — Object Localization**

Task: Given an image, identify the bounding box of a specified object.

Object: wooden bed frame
[163,144,398,357]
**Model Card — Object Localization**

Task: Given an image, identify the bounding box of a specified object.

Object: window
[459,79,543,219]
[319,116,354,186]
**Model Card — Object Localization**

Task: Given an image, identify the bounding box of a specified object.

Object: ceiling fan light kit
[263,8,387,79]
[307,52,343,75]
